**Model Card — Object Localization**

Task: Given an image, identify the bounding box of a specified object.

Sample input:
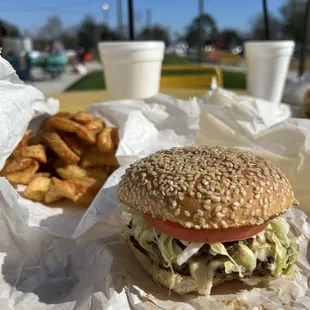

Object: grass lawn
[67,53,246,92]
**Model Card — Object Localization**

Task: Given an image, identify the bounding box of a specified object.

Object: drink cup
[98,41,165,100]
[245,41,295,103]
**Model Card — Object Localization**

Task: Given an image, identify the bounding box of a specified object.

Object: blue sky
[2,0,286,35]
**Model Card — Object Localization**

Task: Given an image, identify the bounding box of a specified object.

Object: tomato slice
[143,214,268,243]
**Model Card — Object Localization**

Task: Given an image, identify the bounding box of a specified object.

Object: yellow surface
[161,65,223,89]
[49,89,208,113]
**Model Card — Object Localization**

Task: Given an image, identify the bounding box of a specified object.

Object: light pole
[102,3,110,27]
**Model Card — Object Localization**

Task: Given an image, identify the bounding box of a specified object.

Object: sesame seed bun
[118,146,298,230]
[129,240,232,294]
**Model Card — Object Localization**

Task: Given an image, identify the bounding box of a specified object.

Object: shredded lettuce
[232,243,256,272]
[210,243,243,277]
[126,210,298,295]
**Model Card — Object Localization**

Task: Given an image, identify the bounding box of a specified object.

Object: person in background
[51,39,65,55]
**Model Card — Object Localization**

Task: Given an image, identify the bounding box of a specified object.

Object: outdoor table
[48,89,245,112]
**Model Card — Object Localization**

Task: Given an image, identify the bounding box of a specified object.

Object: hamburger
[117,146,299,295]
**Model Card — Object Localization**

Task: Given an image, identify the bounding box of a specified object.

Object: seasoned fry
[54,112,72,118]
[85,167,108,185]
[51,176,100,207]
[42,129,80,164]
[33,172,51,179]
[1,158,34,174]
[73,111,94,124]
[59,133,85,156]
[3,161,39,185]
[85,118,104,133]
[28,132,42,145]
[97,127,114,152]
[21,145,47,163]
[46,116,96,144]
[56,164,87,180]
[44,177,64,203]
[24,176,51,202]
[80,148,119,168]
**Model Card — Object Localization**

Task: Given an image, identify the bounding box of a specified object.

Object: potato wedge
[1,158,34,174]
[21,145,47,163]
[46,116,96,144]
[59,133,85,156]
[42,129,80,164]
[56,164,87,180]
[97,128,115,153]
[3,161,39,185]
[80,149,119,168]
[24,176,51,202]
[73,111,93,124]
[32,172,51,179]
[44,177,64,204]
[85,118,104,134]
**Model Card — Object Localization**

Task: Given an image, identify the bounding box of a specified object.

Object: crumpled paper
[0,88,200,238]
[0,56,309,309]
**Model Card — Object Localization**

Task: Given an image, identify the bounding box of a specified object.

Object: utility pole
[128,0,135,40]
[198,0,204,63]
[117,0,123,36]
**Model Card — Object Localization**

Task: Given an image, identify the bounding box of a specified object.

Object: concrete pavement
[27,61,102,94]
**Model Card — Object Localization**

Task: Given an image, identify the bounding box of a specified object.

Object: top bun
[117,146,297,230]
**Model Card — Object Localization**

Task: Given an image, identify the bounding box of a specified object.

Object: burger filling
[127,213,298,295]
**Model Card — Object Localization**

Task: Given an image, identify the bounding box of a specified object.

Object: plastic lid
[245,40,295,49]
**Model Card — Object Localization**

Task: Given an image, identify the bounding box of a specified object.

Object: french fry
[97,127,114,152]
[85,167,108,185]
[54,112,72,118]
[33,172,51,179]
[3,161,39,185]
[24,176,51,202]
[56,164,87,180]
[80,148,119,168]
[51,177,100,207]
[20,144,47,163]
[42,129,80,164]
[59,133,85,156]
[85,118,104,134]
[44,177,64,203]
[46,116,96,144]
[1,158,34,174]
[111,128,119,149]
[73,111,94,124]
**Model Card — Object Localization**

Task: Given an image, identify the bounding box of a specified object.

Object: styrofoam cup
[245,41,295,103]
[98,41,165,100]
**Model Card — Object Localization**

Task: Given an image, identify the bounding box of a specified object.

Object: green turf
[162,53,193,65]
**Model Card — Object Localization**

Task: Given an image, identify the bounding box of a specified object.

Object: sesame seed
[212,223,219,229]
[231,212,236,220]
[216,212,225,218]
[254,194,260,199]
[251,210,256,216]
[259,199,264,206]
[215,205,222,212]
[222,208,228,214]
[174,208,180,216]
[232,201,240,208]
[221,220,228,228]
[184,210,191,217]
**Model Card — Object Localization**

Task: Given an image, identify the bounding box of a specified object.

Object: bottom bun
[129,241,233,295]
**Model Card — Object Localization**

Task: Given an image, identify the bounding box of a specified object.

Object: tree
[184,13,218,47]
[280,0,306,44]
[0,20,20,37]
[220,28,243,49]
[251,14,284,40]
[78,16,121,50]
[38,16,62,40]
[77,16,99,49]
[138,25,171,45]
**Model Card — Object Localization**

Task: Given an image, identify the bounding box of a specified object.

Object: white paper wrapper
[0,58,309,309]
[0,87,200,238]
